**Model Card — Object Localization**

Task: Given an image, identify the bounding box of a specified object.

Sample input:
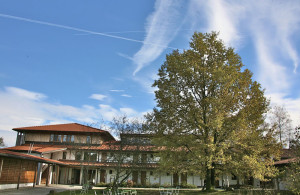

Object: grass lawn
[53,189,235,195]
[52,189,292,195]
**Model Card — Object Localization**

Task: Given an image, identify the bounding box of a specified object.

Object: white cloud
[109,90,125,92]
[0,87,147,146]
[121,94,132,98]
[6,86,47,100]
[89,94,107,101]
[132,0,184,75]
[188,0,244,48]
[205,0,243,47]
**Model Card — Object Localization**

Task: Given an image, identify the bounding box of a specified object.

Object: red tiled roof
[0,149,65,165]
[12,123,116,141]
[5,144,67,153]
[13,123,106,133]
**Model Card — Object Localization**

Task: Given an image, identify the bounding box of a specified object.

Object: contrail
[0,13,177,49]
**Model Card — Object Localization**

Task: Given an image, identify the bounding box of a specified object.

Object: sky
[0,0,300,147]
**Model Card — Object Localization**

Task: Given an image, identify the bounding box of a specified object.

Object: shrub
[180,183,197,188]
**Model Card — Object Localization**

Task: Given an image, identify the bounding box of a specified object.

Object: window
[150,171,153,176]
[109,170,113,174]
[53,134,58,142]
[63,135,67,142]
[50,134,54,142]
[58,135,62,142]
[75,151,81,160]
[232,174,237,180]
[63,152,67,159]
[71,135,75,142]
[84,152,97,161]
[86,136,91,144]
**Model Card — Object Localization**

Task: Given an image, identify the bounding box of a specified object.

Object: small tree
[0,137,4,147]
[270,105,293,146]
[107,115,146,194]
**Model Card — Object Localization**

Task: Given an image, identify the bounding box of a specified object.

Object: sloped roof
[13,123,105,133]
[5,144,67,154]
[0,149,65,165]
[12,123,115,140]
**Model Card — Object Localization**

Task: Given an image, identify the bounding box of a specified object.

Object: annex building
[1,123,255,189]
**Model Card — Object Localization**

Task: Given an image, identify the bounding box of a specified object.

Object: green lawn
[52,189,292,195]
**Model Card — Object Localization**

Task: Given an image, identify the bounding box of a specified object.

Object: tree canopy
[146,32,281,190]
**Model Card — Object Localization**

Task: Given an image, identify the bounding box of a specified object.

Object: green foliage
[284,127,300,194]
[285,161,300,195]
[180,183,197,189]
[147,31,281,189]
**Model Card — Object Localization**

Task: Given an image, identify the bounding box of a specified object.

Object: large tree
[147,32,280,190]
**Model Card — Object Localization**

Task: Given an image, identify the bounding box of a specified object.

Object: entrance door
[100,169,106,183]
[132,171,138,184]
[141,171,146,186]
[72,169,80,184]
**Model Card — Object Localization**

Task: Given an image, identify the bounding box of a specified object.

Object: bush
[150,183,160,188]
[95,182,111,187]
[180,183,197,189]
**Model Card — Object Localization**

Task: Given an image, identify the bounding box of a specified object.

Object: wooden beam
[33,162,37,188]
[17,160,23,189]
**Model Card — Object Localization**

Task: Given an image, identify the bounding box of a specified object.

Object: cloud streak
[0,13,176,50]
[132,0,184,75]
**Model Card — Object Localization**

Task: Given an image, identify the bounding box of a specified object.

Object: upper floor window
[86,136,91,144]
[50,134,54,142]
[50,134,75,143]
[84,152,97,161]
[63,152,67,159]
[63,135,67,142]
[75,151,82,160]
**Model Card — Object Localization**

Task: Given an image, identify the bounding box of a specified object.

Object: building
[1,123,247,189]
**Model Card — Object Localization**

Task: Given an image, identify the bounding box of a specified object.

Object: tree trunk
[205,168,212,191]
[211,165,215,189]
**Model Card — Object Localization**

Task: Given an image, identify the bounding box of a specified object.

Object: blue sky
[1,0,300,146]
